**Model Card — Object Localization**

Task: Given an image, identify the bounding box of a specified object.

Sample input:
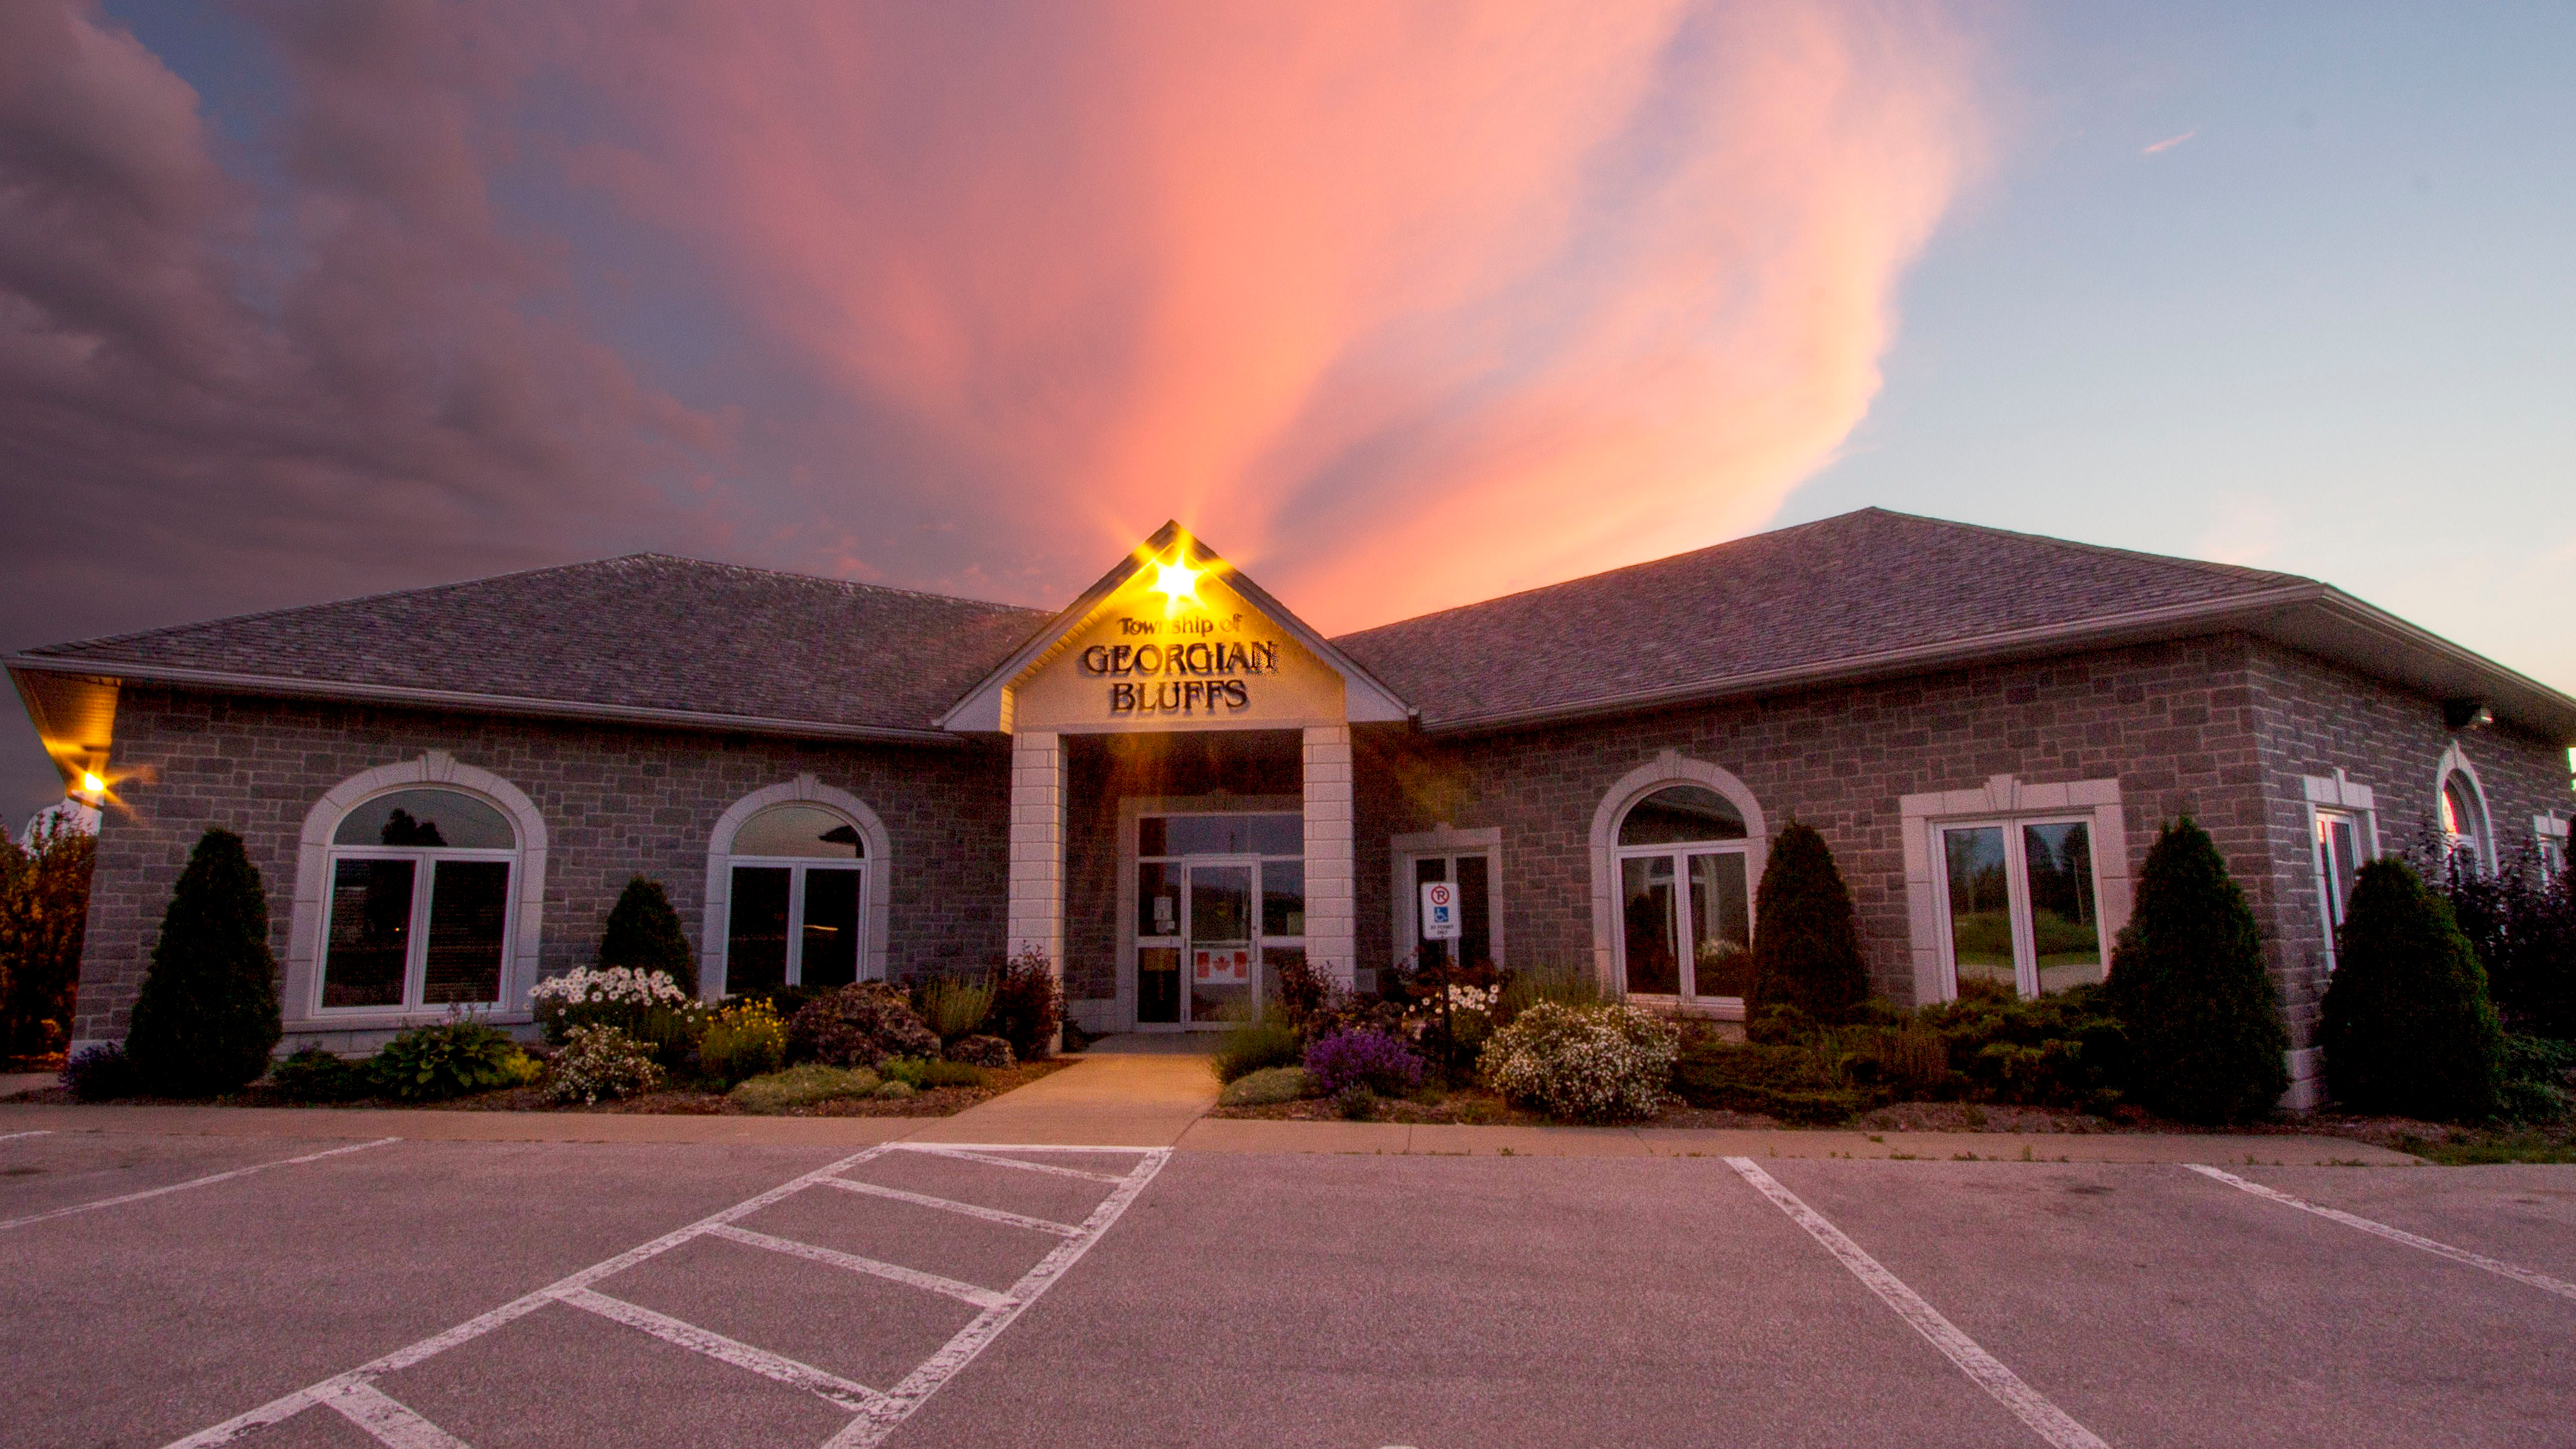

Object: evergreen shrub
[597,877,696,995]
[267,1047,375,1103]
[2322,859,2506,1121]
[2102,818,2288,1123]
[125,829,282,1097]
[1748,821,1868,1023]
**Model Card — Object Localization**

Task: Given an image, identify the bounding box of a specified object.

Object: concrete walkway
[908,1033,1220,1146]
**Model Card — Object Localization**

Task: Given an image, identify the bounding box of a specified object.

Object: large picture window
[722,803,867,995]
[318,789,517,1011]
[1615,784,1753,1009]
[1935,817,2103,999]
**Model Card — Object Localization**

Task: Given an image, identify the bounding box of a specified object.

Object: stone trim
[281,752,549,1032]
[1387,824,1506,976]
[700,775,895,998]
[1897,774,2131,1006]
[1586,751,1771,995]
[1304,725,1358,987]
[1007,731,1066,993]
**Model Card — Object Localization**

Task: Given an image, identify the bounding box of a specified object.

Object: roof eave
[2,656,965,748]
[1415,586,2576,744]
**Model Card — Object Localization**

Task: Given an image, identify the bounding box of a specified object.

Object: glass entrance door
[1185,859,1257,1026]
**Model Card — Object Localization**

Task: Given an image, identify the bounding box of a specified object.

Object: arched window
[1614,784,1754,1006]
[318,788,519,1011]
[720,802,867,995]
[2441,770,2490,873]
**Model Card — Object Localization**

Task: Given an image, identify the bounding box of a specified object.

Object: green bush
[697,1001,788,1085]
[728,1063,879,1113]
[126,830,283,1097]
[541,1023,661,1105]
[873,1079,917,1101]
[373,1021,538,1101]
[597,877,696,996]
[2500,1034,2576,1123]
[1211,1010,1303,1083]
[916,974,996,1042]
[0,816,92,1058]
[267,1047,375,1103]
[1219,1065,1312,1105]
[1479,1002,1677,1123]
[2102,818,2288,1124]
[1914,984,2127,1112]
[1748,821,1869,1024]
[1495,963,1603,1021]
[2322,859,2506,1121]
[876,1056,983,1090]
[1672,1039,1873,1123]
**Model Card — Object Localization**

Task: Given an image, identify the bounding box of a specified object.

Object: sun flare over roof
[1146,553,1204,617]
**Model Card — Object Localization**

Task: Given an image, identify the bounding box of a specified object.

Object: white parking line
[818,1176,1086,1236]
[2185,1163,2576,1304]
[708,1222,1012,1310]
[909,1145,1129,1184]
[160,1140,1170,1449]
[1726,1158,2111,1449]
[0,1137,399,1232]
[0,1129,52,1142]
[557,1286,885,1411]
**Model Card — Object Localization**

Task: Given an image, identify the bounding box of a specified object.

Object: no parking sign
[1421,880,1462,941]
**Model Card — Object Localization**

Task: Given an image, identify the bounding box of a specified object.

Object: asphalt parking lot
[5,1127,2574,1448]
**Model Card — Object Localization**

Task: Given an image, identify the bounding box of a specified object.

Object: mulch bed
[8,1059,1072,1118]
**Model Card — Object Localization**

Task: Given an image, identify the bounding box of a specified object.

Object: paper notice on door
[1192,949,1251,984]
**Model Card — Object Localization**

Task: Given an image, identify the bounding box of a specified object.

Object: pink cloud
[0,0,1982,647]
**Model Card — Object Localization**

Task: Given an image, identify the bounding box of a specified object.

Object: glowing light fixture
[79,771,105,794]
[1146,552,1204,616]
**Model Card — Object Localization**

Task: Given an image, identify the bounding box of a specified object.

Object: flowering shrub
[529,966,708,1065]
[698,1001,788,1085]
[63,1042,134,1101]
[1479,1002,1677,1123]
[788,981,941,1067]
[1303,1029,1424,1097]
[543,1024,664,1105]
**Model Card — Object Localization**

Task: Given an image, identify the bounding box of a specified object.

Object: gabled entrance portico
[940,523,1411,1032]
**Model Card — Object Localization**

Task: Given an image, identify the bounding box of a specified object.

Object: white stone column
[1007,731,1066,989]
[1302,724,1357,987]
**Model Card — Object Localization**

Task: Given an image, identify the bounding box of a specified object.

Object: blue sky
[4,2,2570,828]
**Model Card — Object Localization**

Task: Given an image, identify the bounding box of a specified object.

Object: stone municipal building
[11,509,2572,1108]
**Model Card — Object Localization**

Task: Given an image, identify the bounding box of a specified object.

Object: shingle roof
[18,554,1051,736]
[1329,508,2319,730]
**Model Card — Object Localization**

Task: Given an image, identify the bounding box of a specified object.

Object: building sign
[1080,614,1283,716]
[1194,947,1253,985]
[1421,881,1462,941]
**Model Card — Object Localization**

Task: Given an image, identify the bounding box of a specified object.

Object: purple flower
[1303,1029,1425,1096]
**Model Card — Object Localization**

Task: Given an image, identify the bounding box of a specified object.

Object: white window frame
[1929,814,2111,1001]
[702,776,893,999]
[2435,744,2494,877]
[1586,752,1770,1013]
[1613,833,1759,1018]
[2535,814,2569,881]
[314,828,519,1017]
[1390,824,1505,978]
[1901,775,2132,1005]
[2303,771,2380,973]
[284,753,549,1032]
[720,854,867,992]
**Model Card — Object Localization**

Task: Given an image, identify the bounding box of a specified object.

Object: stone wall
[74,687,1011,1047]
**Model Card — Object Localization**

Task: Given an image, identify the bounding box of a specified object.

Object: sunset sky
[4,1,2571,824]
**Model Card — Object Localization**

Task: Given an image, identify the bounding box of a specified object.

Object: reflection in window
[1939,819,2104,999]
[2313,809,2367,967]
[1616,784,1755,1004]
[721,802,868,992]
[319,788,516,1011]
[2441,774,2487,874]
